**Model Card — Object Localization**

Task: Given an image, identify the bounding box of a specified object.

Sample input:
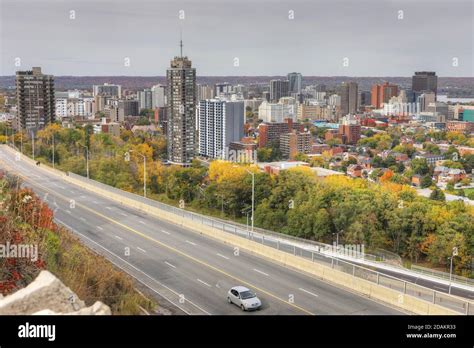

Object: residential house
[347,164,363,178]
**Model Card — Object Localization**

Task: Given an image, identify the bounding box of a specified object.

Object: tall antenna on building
[180,29,183,58]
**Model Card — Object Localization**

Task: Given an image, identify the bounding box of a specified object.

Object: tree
[423,142,440,154]
[326,138,342,147]
[380,169,394,183]
[443,160,464,169]
[420,175,433,188]
[461,154,474,174]
[446,181,455,192]
[257,148,272,162]
[371,156,384,168]
[392,144,416,158]
[315,127,329,139]
[369,168,382,181]
[294,153,309,162]
[430,188,445,201]
[136,116,151,125]
[411,158,430,176]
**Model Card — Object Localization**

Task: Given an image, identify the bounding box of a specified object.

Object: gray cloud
[0,0,472,76]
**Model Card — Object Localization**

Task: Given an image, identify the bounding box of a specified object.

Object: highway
[0,145,402,315]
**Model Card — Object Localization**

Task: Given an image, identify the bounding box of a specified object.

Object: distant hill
[1,75,473,96]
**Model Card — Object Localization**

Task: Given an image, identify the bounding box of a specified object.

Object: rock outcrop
[0,270,111,315]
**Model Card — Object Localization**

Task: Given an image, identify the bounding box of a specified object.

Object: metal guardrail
[411,265,474,286]
[66,171,473,315]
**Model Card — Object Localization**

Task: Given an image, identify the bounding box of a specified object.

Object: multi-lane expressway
[0,145,402,315]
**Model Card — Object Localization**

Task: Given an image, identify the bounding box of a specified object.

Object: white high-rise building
[55,96,94,118]
[258,101,294,123]
[138,89,153,111]
[197,84,215,101]
[55,98,68,117]
[315,92,326,102]
[151,84,166,108]
[328,94,341,107]
[198,99,244,159]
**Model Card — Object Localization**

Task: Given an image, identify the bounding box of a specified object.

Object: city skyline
[1,0,473,77]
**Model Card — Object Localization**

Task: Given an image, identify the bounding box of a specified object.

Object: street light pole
[52,133,55,169]
[333,231,340,247]
[449,246,458,294]
[244,169,255,233]
[80,144,89,179]
[216,194,225,216]
[144,156,146,198]
[31,131,35,161]
[130,150,146,198]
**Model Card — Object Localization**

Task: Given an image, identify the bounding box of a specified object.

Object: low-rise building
[446,121,474,133]
[434,166,467,183]
[414,153,445,165]
[228,140,257,163]
[259,161,309,175]
[347,164,363,178]
[280,131,312,160]
[258,118,304,147]
[93,118,120,137]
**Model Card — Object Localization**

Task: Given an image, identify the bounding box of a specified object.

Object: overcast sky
[0,0,472,76]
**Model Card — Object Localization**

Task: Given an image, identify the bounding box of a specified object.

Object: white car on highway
[227,286,262,311]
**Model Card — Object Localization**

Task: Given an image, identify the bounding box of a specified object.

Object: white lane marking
[69,190,75,194]
[164,261,176,269]
[433,286,447,291]
[299,287,319,297]
[79,217,86,221]
[197,279,211,287]
[58,185,65,189]
[93,200,99,204]
[80,195,87,199]
[185,240,197,246]
[253,268,269,277]
[161,229,170,235]
[66,210,71,214]
[106,206,113,210]
[53,219,210,315]
[120,212,128,217]
[137,247,147,253]
[217,253,229,260]
[96,226,104,231]
[115,235,123,241]
[138,220,146,225]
